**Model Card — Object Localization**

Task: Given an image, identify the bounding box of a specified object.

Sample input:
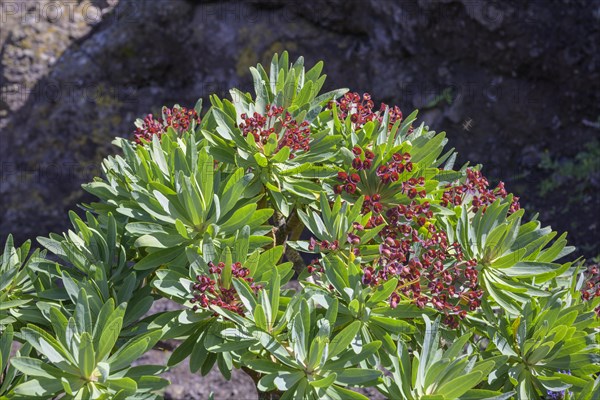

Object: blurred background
[1,0,599,255]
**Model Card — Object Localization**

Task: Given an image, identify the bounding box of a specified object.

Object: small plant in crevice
[0,52,598,400]
[537,139,600,257]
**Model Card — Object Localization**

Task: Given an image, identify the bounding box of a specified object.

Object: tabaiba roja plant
[0,52,598,400]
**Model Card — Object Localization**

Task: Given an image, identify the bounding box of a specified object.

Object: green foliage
[539,140,600,197]
[537,140,600,256]
[219,278,381,400]
[0,52,598,399]
[379,315,511,400]
[0,236,37,327]
[482,293,599,398]
[9,292,166,399]
[0,325,32,397]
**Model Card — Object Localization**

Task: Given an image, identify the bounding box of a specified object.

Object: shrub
[0,52,599,400]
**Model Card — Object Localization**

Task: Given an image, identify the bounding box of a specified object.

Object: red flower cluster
[401,177,427,200]
[190,261,261,316]
[331,92,403,130]
[361,177,425,230]
[362,194,384,215]
[308,238,340,252]
[307,259,324,274]
[335,170,361,194]
[334,145,377,194]
[376,152,413,184]
[133,106,200,144]
[351,145,375,171]
[441,169,520,214]
[581,264,600,317]
[334,149,425,208]
[239,109,273,142]
[361,194,482,327]
[239,105,311,159]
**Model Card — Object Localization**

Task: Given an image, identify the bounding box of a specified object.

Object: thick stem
[273,210,307,274]
[285,246,306,275]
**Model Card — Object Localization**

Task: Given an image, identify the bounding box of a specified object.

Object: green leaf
[190,334,210,373]
[78,332,96,379]
[13,378,65,397]
[325,385,370,400]
[232,279,257,315]
[98,316,123,362]
[20,325,74,370]
[220,204,257,233]
[75,288,92,334]
[310,373,337,388]
[329,321,361,358]
[10,357,65,379]
[436,371,483,399]
[107,377,138,394]
[258,371,304,391]
[0,324,14,370]
[367,278,398,306]
[460,390,516,400]
[168,328,202,367]
[501,261,561,277]
[334,368,381,386]
[107,330,161,371]
[134,246,184,271]
[254,304,268,331]
[254,152,269,167]
[270,189,290,217]
[370,315,415,334]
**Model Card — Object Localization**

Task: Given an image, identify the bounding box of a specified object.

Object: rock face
[1,0,599,252]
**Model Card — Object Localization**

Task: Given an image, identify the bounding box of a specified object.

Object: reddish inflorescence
[238,105,311,159]
[190,261,262,316]
[331,147,486,326]
[441,169,520,214]
[324,119,527,326]
[307,259,324,274]
[308,238,340,252]
[334,148,424,202]
[375,152,413,185]
[133,106,200,144]
[374,198,482,328]
[328,158,484,327]
[581,264,600,317]
[330,92,403,130]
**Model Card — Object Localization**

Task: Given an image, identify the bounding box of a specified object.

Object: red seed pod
[353,222,365,231]
[345,183,357,194]
[349,173,361,183]
[389,292,400,308]
[347,233,360,245]
[337,171,348,181]
[352,158,363,170]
